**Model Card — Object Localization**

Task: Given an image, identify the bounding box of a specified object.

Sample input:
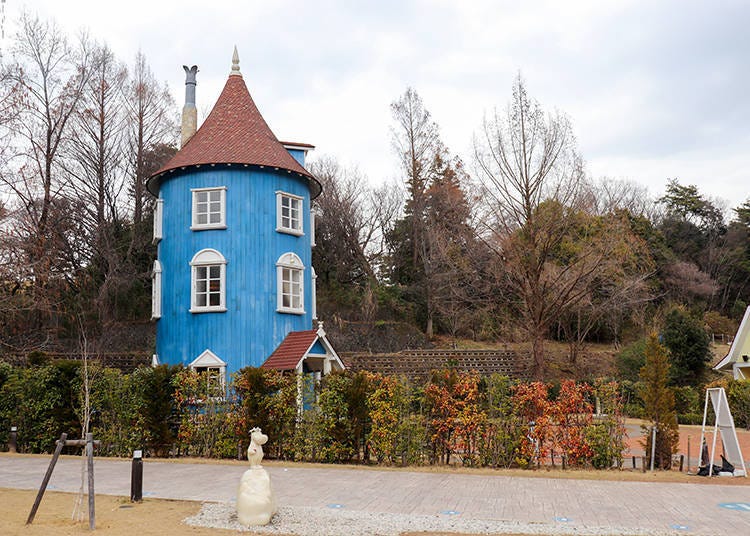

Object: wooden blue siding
[286,148,305,166]
[309,340,326,354]
[156,166,314,372]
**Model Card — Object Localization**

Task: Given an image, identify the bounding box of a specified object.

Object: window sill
[190,307,228,314]
[191,224,227,231]
[276,227,304,237]
[277,307,305,315]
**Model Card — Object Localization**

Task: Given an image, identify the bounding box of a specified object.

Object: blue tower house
[147,50,343,389]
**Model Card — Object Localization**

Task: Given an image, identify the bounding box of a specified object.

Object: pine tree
[639,333,679,469]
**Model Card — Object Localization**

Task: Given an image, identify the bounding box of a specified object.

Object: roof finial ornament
[230,46,242,77]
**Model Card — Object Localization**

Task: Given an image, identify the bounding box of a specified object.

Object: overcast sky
[4,0,750,208]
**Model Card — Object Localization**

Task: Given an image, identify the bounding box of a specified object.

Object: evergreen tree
[661,308,711,386]
[639,334,679,469]
[388,88,477,337]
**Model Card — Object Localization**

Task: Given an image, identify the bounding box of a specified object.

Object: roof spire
[230,46,242,77]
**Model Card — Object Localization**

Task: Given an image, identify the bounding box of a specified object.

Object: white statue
[236,427,277,526]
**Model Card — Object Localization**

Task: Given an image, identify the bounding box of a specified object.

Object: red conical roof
[147,74,320,198]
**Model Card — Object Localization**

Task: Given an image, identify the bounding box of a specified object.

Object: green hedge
[0,363,640,469]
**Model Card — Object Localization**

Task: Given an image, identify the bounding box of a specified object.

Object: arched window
[190,249,227,313]
[276,252,304,314]
[151,260,162,319]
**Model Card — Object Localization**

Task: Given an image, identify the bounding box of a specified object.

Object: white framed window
[191,186,227,230]
[276,252,305,314]
[151,260,162,319]
[276,191,303,236]
[189,350,227,399]
[190,249,227,313]
[153,198,163,244]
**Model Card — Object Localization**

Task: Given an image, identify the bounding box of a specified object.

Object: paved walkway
[1,454,749,535]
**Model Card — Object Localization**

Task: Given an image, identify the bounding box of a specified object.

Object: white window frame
[190,249,227,313]
[191,186,227,230]
[310,211,316,247]
[276,191,304,236]
[189,349,227,399]
[276,252,305,314]
[311,266,317,320]
[151,260,162,319]
[153,198,163,244]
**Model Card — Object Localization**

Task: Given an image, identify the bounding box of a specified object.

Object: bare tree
[311,156,378,285]
[65,42,129,323]
[474,74,624,377]
[2,13,91,239]
[591,177,655,219]
[390,88,453,337]
[310,156,401,320]
[0,13,92,333]
[67,42,127,232]
[123,51,176,224]
[425,160,493,340]
[390,87,440,263]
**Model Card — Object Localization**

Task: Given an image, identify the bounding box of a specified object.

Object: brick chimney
[181,65,198,148]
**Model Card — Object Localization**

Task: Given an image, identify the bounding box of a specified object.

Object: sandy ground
[0,489,536,536]
[0,489,245,535]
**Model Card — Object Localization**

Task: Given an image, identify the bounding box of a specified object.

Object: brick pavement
[1,455,749,535]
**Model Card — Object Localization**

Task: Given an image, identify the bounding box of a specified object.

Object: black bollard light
[131,449,143,502]
[9,426,17,453]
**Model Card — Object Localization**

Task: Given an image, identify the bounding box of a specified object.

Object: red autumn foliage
[511,380,594,467]
[424,370,486,465]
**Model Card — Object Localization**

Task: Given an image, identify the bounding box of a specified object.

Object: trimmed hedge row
[0,361,667,469]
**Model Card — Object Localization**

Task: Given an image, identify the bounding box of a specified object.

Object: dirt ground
[0,489,243,536]
[623,419,750,474]
[0,489,538,536]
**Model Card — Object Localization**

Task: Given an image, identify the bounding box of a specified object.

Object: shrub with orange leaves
[549,380,593,467]
[511,381,552,465]
[425,369,487,466]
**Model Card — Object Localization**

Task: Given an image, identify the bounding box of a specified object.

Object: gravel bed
[184,502,686,536]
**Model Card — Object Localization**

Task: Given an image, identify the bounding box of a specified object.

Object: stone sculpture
[236,427,277,526]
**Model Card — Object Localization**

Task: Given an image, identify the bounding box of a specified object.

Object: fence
[342,349,532,380]
[2,352,151,372]
[711,333,734,345]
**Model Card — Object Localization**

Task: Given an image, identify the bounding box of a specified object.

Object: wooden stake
[86,432,95,530]
[27,432,67,524]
